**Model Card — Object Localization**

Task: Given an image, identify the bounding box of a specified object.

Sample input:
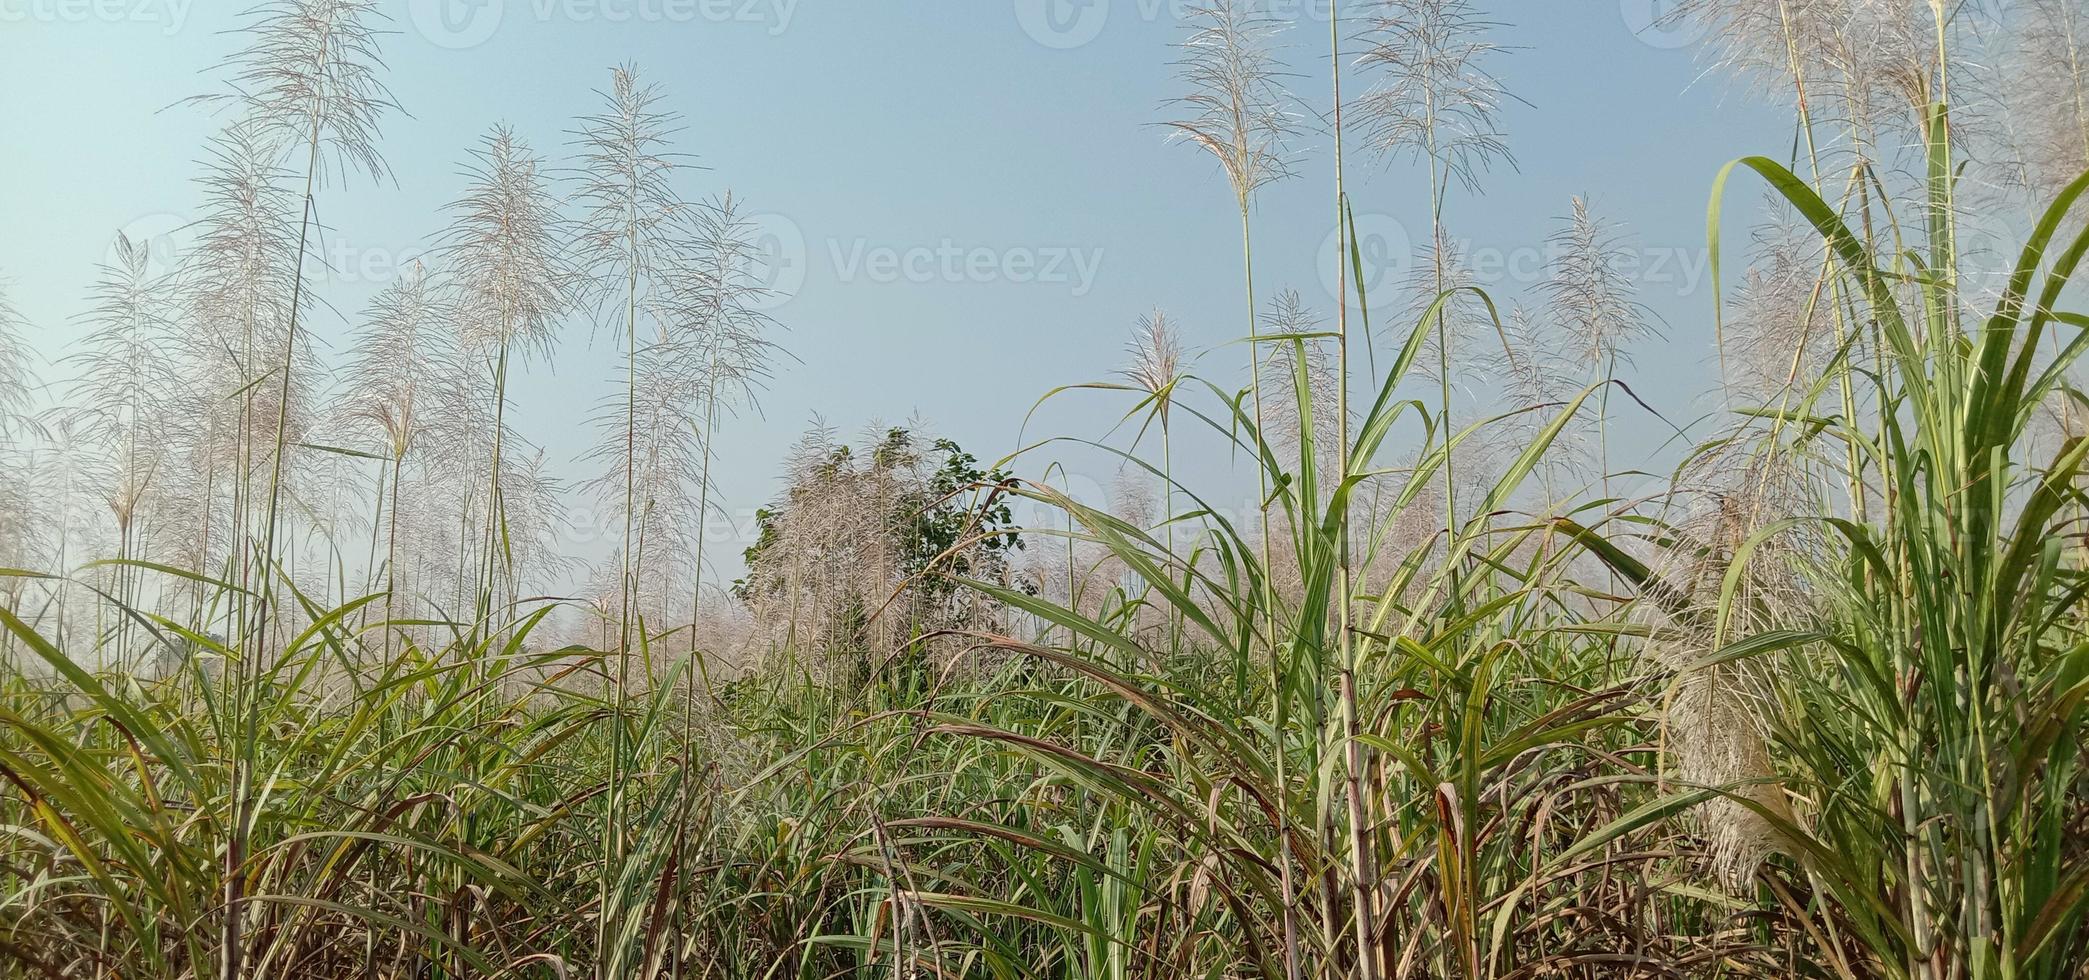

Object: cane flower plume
[197,0,398,183]
[1164,0,1301,208]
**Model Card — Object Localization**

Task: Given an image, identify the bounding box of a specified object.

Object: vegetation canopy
[1,1,2086,978]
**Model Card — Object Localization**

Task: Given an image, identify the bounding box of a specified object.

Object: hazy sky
[0,0,1792,580]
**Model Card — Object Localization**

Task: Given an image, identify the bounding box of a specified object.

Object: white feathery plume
[413,329,496,606]
[1724,194,1837,402]
[578,340,705,586]
[1491,305,1570,419]
[335,261,453,615]
[738,423,998,667]
[1665,0,1848,103]
[1164,0,1301,210]
[495,447,577,594]
[70,234,181,557]
[569,64,693,321]
[1645,443,1824,893]
[25,417,115,645]
[1258,290,1344,488]
[2007,0,2089,203]
[1668,0,1992,169]
[146,420,234,592]
[1111,463,1161,534]
[192,3,397,667]
[568,64,696,652]
[1121,308,1186,562]
[739,422,877,658]
[1823,0,1950,139]
[1545,197,1656,374]
[438,127,573,363]
[1488,304,1582,502]
[432,125,573,608]
[0,279,41,617]
[578,549,636,649]
[659,194,785,411]
[177,126,310,463]
[1109,467,1158,539]
[1543,197,1655,497]
[0,451,40,594]
[0,277,38,440]
[1357,0,1517,571]
[1392,229,1484,387]
[655,194,785,604]
[1163,0,1300,704]
[416,329,496,480]
[1991,0,2089,459]
[169,124,312,602]
[337,261,452,465]
[1123,308,1186,429]
[1355,0,1518,192]
[196,0,397,184]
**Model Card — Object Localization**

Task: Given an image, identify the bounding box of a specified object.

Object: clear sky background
[0,0,1794,582]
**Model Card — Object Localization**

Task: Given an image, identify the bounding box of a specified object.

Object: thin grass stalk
[223,116,324,980]
[605,226,642,971]
[1331,9,1378,978]
[1162,8,1299,876]
[686,374,716,747]
[1771,0,1868,528]
[1429,153,1457,602]
[1241,205,1280,687]
[1123,309,1184,654]
[1161,409,1175,652]
[254,119,321,629]
[476,336,513,628]
[384,453,401,658]
[1239,199,1336,980]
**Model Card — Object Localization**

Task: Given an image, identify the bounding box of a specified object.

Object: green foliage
[734,429,1022,607]
[6,7,2088,979]
[906,437,1024,585]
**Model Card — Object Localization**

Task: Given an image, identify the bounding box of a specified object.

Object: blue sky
[0,0,1791,578]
